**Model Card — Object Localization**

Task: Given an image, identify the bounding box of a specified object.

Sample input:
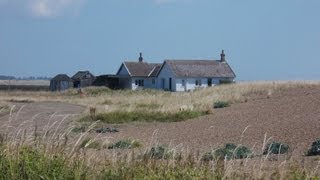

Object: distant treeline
[0,75,51,80]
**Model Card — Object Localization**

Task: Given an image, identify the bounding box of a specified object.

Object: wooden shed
[50,74,73,91]
[72,71,95,88]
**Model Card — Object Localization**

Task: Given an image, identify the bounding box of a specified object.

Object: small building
[116,53,161,90]
[92,74,120,89]
[71,71,95,88]
[114,51,236,92]
[50,74,73,91]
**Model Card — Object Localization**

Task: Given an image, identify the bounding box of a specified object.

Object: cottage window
[182,80,186,86]
[136,79,144,87]
[195,80,202,86]
[152,79,155,85]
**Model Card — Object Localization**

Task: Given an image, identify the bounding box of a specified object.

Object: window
[182,80,186,86]
[152,79,155,85]
[195,79,202,86]
[136,79,144,87]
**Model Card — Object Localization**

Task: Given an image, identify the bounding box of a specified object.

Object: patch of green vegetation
[306,139,320,156]
[101,99,113,105]
[95,127,119,133]
[80,138,101,149]
[108,139,141,149]
[72,125,87,133]
[85,87,113,96]
[213,101,230,109]
[136,103,161,110]
[263,142,290,155]
[82,110,204,124]
[202,143,252,161]
[144,145,174,160]
[0,147,87,179]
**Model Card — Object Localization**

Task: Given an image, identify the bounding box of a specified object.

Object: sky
[0,0,319,80]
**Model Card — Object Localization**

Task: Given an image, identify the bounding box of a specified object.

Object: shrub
[108,139,141,149]
[72,126,87,133]
[80,138,101,149]
[95,127,119,133]
[263,142,290,155]
[213,101,230,109]
[144,145,174,159]
[306,139,320,156]
[202,143,252,161]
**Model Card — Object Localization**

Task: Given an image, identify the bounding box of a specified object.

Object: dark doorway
[208,78,212,87]
[169,78,172,91]
[162,78,165,89]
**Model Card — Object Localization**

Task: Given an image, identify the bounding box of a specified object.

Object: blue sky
[0,0,319,80]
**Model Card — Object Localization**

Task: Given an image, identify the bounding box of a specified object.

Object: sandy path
[0,102,85,135]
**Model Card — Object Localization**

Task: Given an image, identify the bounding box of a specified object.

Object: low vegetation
[80,138,102,149]
[83,110,205,124]
[143,145,174,160]
[108,139,141,149]
[213,100,230,109]
[263,141,290,155]
[202,143,253,161]
[307,139,320,156]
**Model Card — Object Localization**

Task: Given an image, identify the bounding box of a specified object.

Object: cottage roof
[120,62,162,77]
[72,71,95,80]
[51,74,73,81]
[163,60,236,78]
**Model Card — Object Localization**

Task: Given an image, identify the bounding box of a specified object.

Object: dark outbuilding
[50,74,73,91]
[72,71,95,88]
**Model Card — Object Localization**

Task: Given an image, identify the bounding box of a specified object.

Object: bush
[80,138,101,149]
[307,139,320,156]
[144,145,174,159]
[213,101,230,109]
[83,110,204,124]
[263,142,290,155]
[202,143,252,161]
[95,127,119,133]
[108,139,141,149]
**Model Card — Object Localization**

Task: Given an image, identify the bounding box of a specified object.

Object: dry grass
[0,111,320,179]
[0,81,319,115]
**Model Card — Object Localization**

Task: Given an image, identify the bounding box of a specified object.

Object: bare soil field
[0,102,84,135]
[107,85,320,155]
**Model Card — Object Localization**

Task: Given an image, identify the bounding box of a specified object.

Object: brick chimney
[220,50,226,62]
[139,52,143,62]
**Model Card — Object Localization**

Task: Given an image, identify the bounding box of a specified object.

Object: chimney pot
[139,52,143,62]
[220,50,226,62]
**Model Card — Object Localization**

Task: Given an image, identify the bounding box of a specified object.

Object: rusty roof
[163,60,236,78]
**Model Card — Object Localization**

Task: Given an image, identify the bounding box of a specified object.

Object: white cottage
[115,51,236,92]
[116,53,162,90]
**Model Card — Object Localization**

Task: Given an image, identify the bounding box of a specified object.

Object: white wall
[175,77,234,92]
[156,62,176,91]
[117,64,130,76]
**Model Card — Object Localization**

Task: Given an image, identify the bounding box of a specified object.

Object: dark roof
[163,60,236,78]
[51,74,73,81]
[121,62,162,77]
[72,71,95,80]
[149,65,162,77]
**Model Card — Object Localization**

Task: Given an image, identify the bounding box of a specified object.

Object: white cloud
[0,0,85,18]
